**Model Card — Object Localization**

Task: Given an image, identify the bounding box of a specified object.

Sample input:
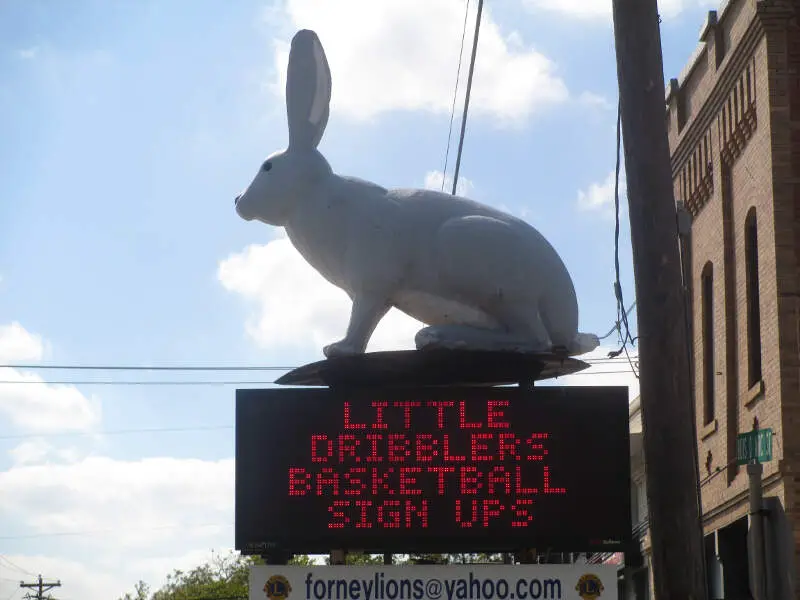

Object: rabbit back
[384,188,580,348]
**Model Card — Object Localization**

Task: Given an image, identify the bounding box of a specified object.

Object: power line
[0,369,639,387]
[609,99,639,378]
[440,0,472,191]
[0,362,644,437]
[3,590,21,600]
[598,302,637,341]
[699,458,738,488]
[0,365,291,372]
[0,355,636,373]
[0,558,34,578]
[0,425,234,441]
[0,523,228,541]
[0,380,278,386]
[450,0,483,195]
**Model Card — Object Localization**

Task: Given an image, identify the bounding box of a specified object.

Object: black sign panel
[235,386,631,554]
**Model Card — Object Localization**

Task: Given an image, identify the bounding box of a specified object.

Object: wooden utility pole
[20,575,61,600]
[611,0,708,599]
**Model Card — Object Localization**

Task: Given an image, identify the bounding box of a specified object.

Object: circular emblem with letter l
[264,574,292,600]
[575,573,604,600]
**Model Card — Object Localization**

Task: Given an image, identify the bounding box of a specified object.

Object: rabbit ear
[286,29,331,151]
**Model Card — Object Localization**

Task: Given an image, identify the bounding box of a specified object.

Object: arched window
[702,262,715,425]
[745,208,762,386]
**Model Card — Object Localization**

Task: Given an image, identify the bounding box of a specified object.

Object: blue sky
[0,0,713,598]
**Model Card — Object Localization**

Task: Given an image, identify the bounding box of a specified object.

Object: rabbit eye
[261,161,272,172]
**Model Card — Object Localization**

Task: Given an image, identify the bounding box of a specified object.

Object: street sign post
[737,426,772,600]
[736,428,773,465]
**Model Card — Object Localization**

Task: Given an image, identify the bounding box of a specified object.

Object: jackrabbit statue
[235,29,600,359]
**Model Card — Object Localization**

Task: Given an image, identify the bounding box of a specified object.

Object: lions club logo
[264,575,292,600]
[575,573,604,600]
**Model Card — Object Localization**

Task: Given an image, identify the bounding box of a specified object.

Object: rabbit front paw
[323,339,363,358]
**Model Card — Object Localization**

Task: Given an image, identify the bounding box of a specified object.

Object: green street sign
[736,428,773,465]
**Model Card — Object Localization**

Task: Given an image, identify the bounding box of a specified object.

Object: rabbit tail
[569,332,601,356]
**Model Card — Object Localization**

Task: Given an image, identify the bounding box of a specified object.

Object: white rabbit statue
[235,29,600,360]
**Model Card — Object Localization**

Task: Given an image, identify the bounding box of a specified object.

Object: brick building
[634,0,800,597]
[586,397,651,597]
[626,397,651,599]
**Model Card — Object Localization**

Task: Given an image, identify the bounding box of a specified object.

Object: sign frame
[235,385,632,556]
[249,564,619,600]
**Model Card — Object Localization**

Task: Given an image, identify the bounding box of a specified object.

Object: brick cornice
[755,0,797,27]
[669,15,764,176]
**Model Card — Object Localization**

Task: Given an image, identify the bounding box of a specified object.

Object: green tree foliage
[323,553,384,566]
[322,552,507,565]
[150,552,252,600]
[117,550,515,600]
[406,554,450,565]
[119,580,150,600]
[117,551,316,600]
[450,553,507,564]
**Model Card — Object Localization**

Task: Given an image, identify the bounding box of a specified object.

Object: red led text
[288,399,567,530]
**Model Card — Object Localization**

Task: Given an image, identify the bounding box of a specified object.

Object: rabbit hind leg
[429,214,556,352]
[496,302,553,350]
[434,214,552,346]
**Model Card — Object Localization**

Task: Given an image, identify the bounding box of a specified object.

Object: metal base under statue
[275,348,590,387]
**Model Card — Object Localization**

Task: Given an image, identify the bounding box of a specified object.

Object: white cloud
[0,416,234,600]
[0,322,44,362]
[0,549,228,600]
[15,46,39,60]
[0,368,101,433]
[0,321,236,600]
[0,324,100,434]
[269,0,569,124]
[0,455,235,600]
[10,439,57,466]
[577,170,625,216]
[424,171,536,221]
[423,170,475,197]
[218,233,422,355]
[0,555,120,600]
[0,456,233,549]
[522,0,717,21]
[577,91,614,110]
[8,439,83,467]
[0,328,637,600]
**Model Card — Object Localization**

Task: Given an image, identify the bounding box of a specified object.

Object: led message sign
[235,386,631,555]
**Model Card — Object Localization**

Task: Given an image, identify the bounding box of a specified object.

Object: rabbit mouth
[234,197,255,221]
